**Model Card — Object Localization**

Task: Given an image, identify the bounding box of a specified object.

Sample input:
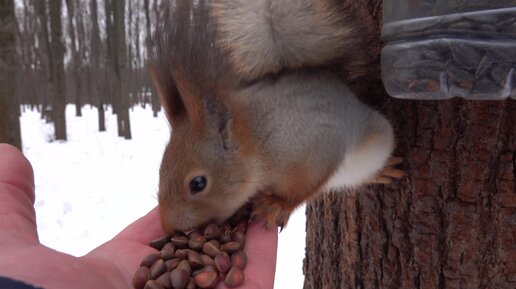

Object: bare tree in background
[12,0,163,140]
[127,0,134,104]
[65,0,82,117]
[48,0,67,140]
[35,0,52,121]
[112,0,131,139]
[75,1,90,106]
[131,0,144,109]
[104,0,131,138]
[134,1,142,105]
[15,0,38,110]
[0,0,21,149]
[90,0,106,132]
[145,0,160,117]
[104,0,116,116]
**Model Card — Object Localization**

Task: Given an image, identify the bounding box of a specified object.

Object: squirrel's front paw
[370,156,405,184]
[250,193,294,231]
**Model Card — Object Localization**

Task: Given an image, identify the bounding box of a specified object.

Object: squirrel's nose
[158,207,178,234]
[159,204,200,233]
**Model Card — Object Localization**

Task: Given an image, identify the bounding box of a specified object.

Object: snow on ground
[20,105,305,289]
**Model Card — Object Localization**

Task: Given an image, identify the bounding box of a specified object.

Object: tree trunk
[15,0,35,109]
[148,0,161,117]
[35,0,52,121]
[90,0,105,132]
[303,2,516,289]
[75,2,90,107]
[48,0,67,140]
[112,0,131,139]
[104,0,116,114]
[126,0,134,105]
[65,0,82,117]
[0,0,21,149]
[304,99,516,289]
[133,0,143,107]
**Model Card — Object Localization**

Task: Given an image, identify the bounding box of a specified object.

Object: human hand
[0,144,278,289]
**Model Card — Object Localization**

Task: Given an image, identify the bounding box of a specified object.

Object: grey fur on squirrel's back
[233,70,380,183]
[212,0,368,83]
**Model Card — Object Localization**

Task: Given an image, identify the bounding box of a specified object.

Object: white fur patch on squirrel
[212,0,359,81]
[322,115,395,191]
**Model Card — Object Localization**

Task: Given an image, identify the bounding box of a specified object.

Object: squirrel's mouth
[160,208,252,236]
[159,205,203,233]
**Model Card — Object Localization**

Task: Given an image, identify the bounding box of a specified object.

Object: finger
[0,144,38,245]
[84,207,164,285]
[92,207,164,266]
[227,221,278,289]
[112,207,164,244]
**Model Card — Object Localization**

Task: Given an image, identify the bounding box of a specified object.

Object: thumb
[0,144,38,245]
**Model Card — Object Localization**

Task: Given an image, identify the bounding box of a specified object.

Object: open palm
[0,144,277,289]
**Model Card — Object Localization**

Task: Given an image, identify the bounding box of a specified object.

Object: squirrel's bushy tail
[212,0,373,87]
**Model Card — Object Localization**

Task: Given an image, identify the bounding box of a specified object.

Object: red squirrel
[150,0,404,233]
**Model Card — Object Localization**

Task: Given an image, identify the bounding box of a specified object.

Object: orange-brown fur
[211,0,373,95]
[151,0,401,233]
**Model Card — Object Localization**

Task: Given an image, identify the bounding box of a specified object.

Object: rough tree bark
[0,0,21,149]
[303,2,516,289]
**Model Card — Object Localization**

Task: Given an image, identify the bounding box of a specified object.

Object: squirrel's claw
[370,156,405,184]
[386,156,403,166]
[263,222,272,231]
[249,213,257,223]
[251,194,293,231]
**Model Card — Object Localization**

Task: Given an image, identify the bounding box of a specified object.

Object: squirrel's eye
[189,176,207,193]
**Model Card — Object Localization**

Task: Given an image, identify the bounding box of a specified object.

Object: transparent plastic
[381,1,516,99]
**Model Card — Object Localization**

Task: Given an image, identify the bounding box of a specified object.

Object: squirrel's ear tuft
[175,73,205,130]
[149,0,232,130]
[149,63,186,124]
